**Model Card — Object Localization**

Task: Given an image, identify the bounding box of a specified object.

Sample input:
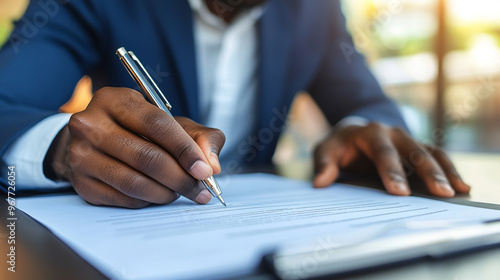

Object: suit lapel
[145,1,200,121]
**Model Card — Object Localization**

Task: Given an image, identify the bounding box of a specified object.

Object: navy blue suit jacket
[0,0,406,186]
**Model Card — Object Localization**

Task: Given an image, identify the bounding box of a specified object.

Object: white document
[17,173,500,280]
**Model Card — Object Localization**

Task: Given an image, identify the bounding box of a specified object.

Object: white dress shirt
[189,0,263,162]
[2,0,264,189]
[2,113,72,188]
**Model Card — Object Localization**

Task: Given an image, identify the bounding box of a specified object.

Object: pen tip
[218,195,227,207]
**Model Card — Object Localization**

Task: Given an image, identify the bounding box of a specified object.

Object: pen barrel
[202,176,222,197]
[116,47,172,115]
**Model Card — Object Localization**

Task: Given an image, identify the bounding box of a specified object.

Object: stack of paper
[17,174,500,279]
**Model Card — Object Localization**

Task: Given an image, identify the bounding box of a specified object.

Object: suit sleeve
[308,0,408,130]
[0,0,102,189]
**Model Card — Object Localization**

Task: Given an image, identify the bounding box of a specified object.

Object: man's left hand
[313,122,471,197]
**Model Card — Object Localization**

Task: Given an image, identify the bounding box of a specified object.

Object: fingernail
[394,182,409,195]
[195,189,212,204]
[190,160,212,180]
[210,152,221,174]
[388,173,409,194]
[437,181,455,196]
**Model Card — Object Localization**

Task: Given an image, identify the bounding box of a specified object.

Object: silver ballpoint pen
[116,47,226,207]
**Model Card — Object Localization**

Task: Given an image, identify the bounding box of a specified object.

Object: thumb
[174,117,226,174]
[194,128,226,175]
[188,126,226,175]
[313,143,341,188]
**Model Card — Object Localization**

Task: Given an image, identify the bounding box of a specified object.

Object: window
[340,0,500,152]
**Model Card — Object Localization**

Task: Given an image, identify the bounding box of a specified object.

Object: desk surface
[1,152,499,280]
[450,153,500,204]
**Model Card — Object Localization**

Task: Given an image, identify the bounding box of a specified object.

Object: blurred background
[1,0,499,179]
[277,0,500,178]
[342,0,500,151]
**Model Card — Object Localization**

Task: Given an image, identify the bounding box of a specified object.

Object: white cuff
[2,113,72,189]
[334,116,369,131]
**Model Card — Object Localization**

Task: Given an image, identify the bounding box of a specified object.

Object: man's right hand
[46,87,226,208]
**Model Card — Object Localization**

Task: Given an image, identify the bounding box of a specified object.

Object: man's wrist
[43,125,71,181]
[334,116,369,132]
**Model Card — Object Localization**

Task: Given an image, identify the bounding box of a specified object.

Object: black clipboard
[261,195,500,280]
[262,219,500,280]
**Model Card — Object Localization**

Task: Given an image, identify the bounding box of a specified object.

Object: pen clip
[128,51,172,110]
[116,47,172,112]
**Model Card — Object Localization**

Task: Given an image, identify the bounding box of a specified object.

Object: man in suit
[0,0,470,208]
